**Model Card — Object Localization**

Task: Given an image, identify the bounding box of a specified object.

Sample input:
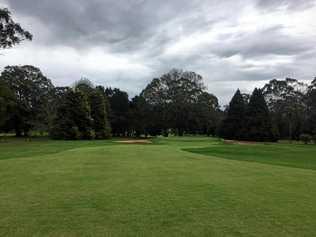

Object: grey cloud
[6,0,203,50]
[256,0,316,10]
[211,26,314,58]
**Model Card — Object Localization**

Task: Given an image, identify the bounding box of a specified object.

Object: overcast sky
[1,0,315,104]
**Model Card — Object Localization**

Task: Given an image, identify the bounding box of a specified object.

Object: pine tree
[90,90,111,139]
[245,88,276,141]
[219,89,246,140]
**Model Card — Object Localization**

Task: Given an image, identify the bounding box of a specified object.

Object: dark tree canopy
[0,8,32,49]
[51,90,93,140]
[141,69,217,136]
[187,92,220,136]
[0,80,15,130]
[262,78,307,139]
[305,79,316,135]
[142,69,205,105]
[89,89,111,139]
[129,95,149,137]
[105,88,129,136]
[74,79,111,139]
[0,65,54,136]
[245,88,276,142]
[219,89,246,140]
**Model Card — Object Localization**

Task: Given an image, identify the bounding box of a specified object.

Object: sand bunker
[224,140,258,145]
[116,139,152,144]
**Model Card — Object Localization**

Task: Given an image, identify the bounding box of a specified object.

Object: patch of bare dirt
[224,140,258,145]
[116,139,152,144]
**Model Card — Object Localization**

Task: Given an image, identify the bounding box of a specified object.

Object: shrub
[300,134,312,144]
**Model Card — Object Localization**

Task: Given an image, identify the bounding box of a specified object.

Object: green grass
[0,137,316,236]
[185,142,316,170]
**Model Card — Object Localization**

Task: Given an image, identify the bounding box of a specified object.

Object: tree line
[0,66,221,139]
[220,78,316,142]
[1,64,315,142]
[1,7,316,142]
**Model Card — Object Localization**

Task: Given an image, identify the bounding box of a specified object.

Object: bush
[51,126,80,140]
[312,135,316,144]
[81,128,95,140]
[300,134,312,144]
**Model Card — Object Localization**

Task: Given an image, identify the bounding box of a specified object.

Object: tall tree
[262,78,307,140]
[105,88,129,136]
[0,8,32,49]
[0,80,15,130]
[0,65,54,136]
[305,78,316,135]
[90,90,111,139]
[51,90,93,140]
[194,92,220,136]
[129,96,149,137]
[219,89,246,140]
[141,69,211,136]
[74,79,111,139]
[245,88,276,142]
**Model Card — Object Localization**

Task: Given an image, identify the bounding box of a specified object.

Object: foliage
[75,80,111,139]
[90,89,111,139]
[0,61,315,141]
[219,89,246,140]
[245,88,276,142]
[105,88,129,136]
[51,90,94,140]
[0,65,54,136]
[141,69,219,136]
[262,78,307,140]
[305,79,316,136]
[300,134,312,144]
[129,95,149,137]
[0,8,32,48]
[0,80,15,129]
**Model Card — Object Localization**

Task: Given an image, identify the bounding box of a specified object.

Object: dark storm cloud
[5,0,204,51]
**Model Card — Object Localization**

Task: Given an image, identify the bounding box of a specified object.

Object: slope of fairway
[0,137,316,236]
[185,142,316,170]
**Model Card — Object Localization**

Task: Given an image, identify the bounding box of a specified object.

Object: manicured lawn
[185,142,316,170]
[0,137,316,236]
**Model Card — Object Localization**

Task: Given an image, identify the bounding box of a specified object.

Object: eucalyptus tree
[262,78,307,140]
[141,69,214,136]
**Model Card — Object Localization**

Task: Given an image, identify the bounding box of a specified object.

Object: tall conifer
[245,88,275,141]
[219,89,246,140]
